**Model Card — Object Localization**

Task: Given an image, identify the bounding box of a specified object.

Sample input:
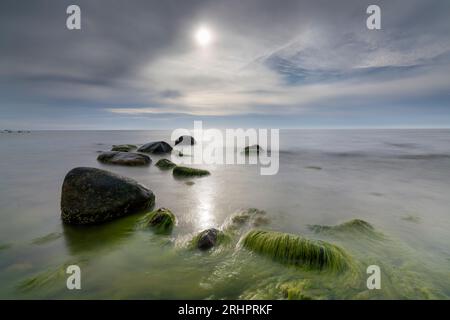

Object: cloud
[1,0,450,129]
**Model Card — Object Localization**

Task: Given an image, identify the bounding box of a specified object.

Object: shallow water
[0,129,450,299]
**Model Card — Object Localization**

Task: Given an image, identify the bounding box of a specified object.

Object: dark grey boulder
[175,135,196,146]
[97,151,151,166]
[61,167,155,225]
[137,141,172,154]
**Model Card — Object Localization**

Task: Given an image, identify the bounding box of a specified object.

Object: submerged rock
[175,135,196,146]
[308,219,375,234]
[97,151,151,166]
[137,141,172,154]
[242,229,353,272]
[155,158,176,170]
[173,166,210,177]
[226,208,269,230]
[61,167,155,225]
[143,208,176,234]
[111,144,137,152]
[244,144,263,155]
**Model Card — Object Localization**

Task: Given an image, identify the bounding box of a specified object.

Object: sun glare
[195,26,213,47]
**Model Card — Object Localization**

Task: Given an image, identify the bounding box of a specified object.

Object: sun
[195,26,213,47]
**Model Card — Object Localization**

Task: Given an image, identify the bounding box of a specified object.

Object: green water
[1,130,450,299]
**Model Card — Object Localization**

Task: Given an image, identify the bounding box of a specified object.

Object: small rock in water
[61,167,155,225]
[138,141,172,154]
[244,144,263,155]
[185,181,195,186]
[155,158,176,170]
[175,135,196,146]
[144,208,176,234]
[173,166,210,177]
[97,151,151,166]
[111,144,137,152]
[196,228,221,250]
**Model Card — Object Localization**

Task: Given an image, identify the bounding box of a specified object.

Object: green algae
[155,158,176,170]
[111,144,137,152]
[173,166,210,177]
[0,243,12,251]
[242,229,354,272]
[142,208,176,234]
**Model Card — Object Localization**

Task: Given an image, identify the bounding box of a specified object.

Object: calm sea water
[0,129,450,299]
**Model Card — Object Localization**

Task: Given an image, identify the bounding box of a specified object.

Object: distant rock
[97,151,151,166]
[244,144,263,154]
[61,167,155,225]
[175,135,196,146]
[155,158,176,170]
[111,144,137,152]
[137,141,173,154]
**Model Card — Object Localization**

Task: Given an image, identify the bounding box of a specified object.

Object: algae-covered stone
[61,167,155,225]
[137,141,172,154]
[97,151,151,166]
[144,208,176,234]
[173,166,210,177]
[191,228,228,250]
[111,144,137,152]
[242,229,353,272]
[155,158,176,170]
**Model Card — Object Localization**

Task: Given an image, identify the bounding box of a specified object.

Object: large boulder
[61,167,155,225]
[97,151,151,166]
[137,141,172,154]
[175,135,196,146]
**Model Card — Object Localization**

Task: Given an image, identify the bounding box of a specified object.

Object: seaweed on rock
[242,229,354,272]
[142,208,176,234]
[155,158,176,170]
[173,166,210,177]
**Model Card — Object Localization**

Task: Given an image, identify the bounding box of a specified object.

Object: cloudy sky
[1,0,450,129]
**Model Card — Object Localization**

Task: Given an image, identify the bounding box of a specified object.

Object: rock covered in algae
[173,166,210,177]
[97,151,151,166]
[242,229,353,272]
[191,228,229,250]
[111,144,137,152]
[155,158,176,170]
[144,208,176,234]
[61,167,155,225]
